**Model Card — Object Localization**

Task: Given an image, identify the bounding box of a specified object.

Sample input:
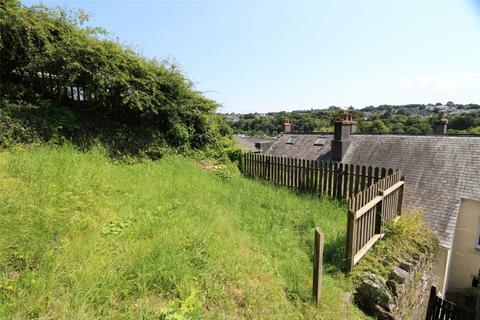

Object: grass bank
[0,145,368,319]
[350,213,438,284]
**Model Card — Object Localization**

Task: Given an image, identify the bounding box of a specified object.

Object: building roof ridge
[285,131,480,138]
[352,133,480,138]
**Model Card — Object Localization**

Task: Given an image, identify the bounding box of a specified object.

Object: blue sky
[22,0,480,113]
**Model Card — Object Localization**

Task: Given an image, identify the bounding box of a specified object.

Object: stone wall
[355,249,436,320]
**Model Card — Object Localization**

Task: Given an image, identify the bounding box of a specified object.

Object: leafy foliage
[101,220,133,236]
[0,0,238,160]
[159,289,202,320]
[0,98,78,147]
[359,119,389,133]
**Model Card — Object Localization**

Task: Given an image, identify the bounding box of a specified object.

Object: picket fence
[241,153,395,201]
[241,152,405,270]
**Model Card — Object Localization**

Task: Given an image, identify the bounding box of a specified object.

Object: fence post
[313,227,324,305]
[240,153,244,173]
[336,163,343,201]
[375,190,384,234]
[265,156,270,180]
[346,210,356,272]
[397,176,405,216]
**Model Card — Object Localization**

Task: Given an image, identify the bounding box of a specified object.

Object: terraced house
[244,114,480,301]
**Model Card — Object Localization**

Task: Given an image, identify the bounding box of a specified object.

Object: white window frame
[314,136,327,146]
[286,136,298,145]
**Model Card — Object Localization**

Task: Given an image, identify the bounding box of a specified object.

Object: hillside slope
[0,145,367,319]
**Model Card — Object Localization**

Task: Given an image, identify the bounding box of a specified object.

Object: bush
[0,0,240,160]
[0,98,78,147]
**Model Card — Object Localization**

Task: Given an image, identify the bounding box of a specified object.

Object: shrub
[0,98,78,147]
[0,0,240,160]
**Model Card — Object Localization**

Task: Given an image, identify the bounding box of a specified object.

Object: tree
[0,0,239,159]
[369,120,389,133]
[449,115,477,130]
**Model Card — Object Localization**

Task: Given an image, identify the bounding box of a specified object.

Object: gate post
[375,190,384,234]
[397,176,405,216]
[313,227,324,306]
[346,210,356,272]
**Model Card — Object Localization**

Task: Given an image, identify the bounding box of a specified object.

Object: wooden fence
[241,153,395,201]
[18,71,112,105]
[240,152,405,271]
[426,286,476,320]
[345,170,405,271]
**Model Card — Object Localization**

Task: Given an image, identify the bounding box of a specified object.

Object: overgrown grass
[350,213,438,285]
[0,145,368,319]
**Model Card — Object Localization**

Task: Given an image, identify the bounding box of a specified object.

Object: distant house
[253,115,480,297]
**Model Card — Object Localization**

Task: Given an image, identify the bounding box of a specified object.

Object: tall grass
[0,145,368,319]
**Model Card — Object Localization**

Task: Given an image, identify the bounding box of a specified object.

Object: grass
[0,145,369,319]
[350,213,438,284]
[348,214,438,319]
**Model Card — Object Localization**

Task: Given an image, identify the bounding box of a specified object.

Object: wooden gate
[345,171,405,271]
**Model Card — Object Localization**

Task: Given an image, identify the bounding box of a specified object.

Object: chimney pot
[282,117,292,133]
[434,111,448,135]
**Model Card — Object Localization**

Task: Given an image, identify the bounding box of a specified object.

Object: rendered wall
[448,199,480,291]
[433,246,450,295]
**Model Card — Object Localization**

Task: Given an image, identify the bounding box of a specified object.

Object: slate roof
[266,132,480,249]
[266,133,333,160]
[343,134,480,249]
[233,135,276,152]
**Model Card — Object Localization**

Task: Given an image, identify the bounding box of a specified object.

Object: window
[314,136,328,146]
[286,136,298,145]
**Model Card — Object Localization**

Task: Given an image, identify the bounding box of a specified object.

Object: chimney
[331,113,357,161]
[434,111,448,135]
[282,117,292,133]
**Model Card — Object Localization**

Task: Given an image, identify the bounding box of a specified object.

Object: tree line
[226,104,480,136]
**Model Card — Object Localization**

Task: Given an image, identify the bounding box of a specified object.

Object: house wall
[447,199,480,292]
[433,246,451,295]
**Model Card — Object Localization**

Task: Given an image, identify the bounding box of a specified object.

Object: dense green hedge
[0,0,239,161]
